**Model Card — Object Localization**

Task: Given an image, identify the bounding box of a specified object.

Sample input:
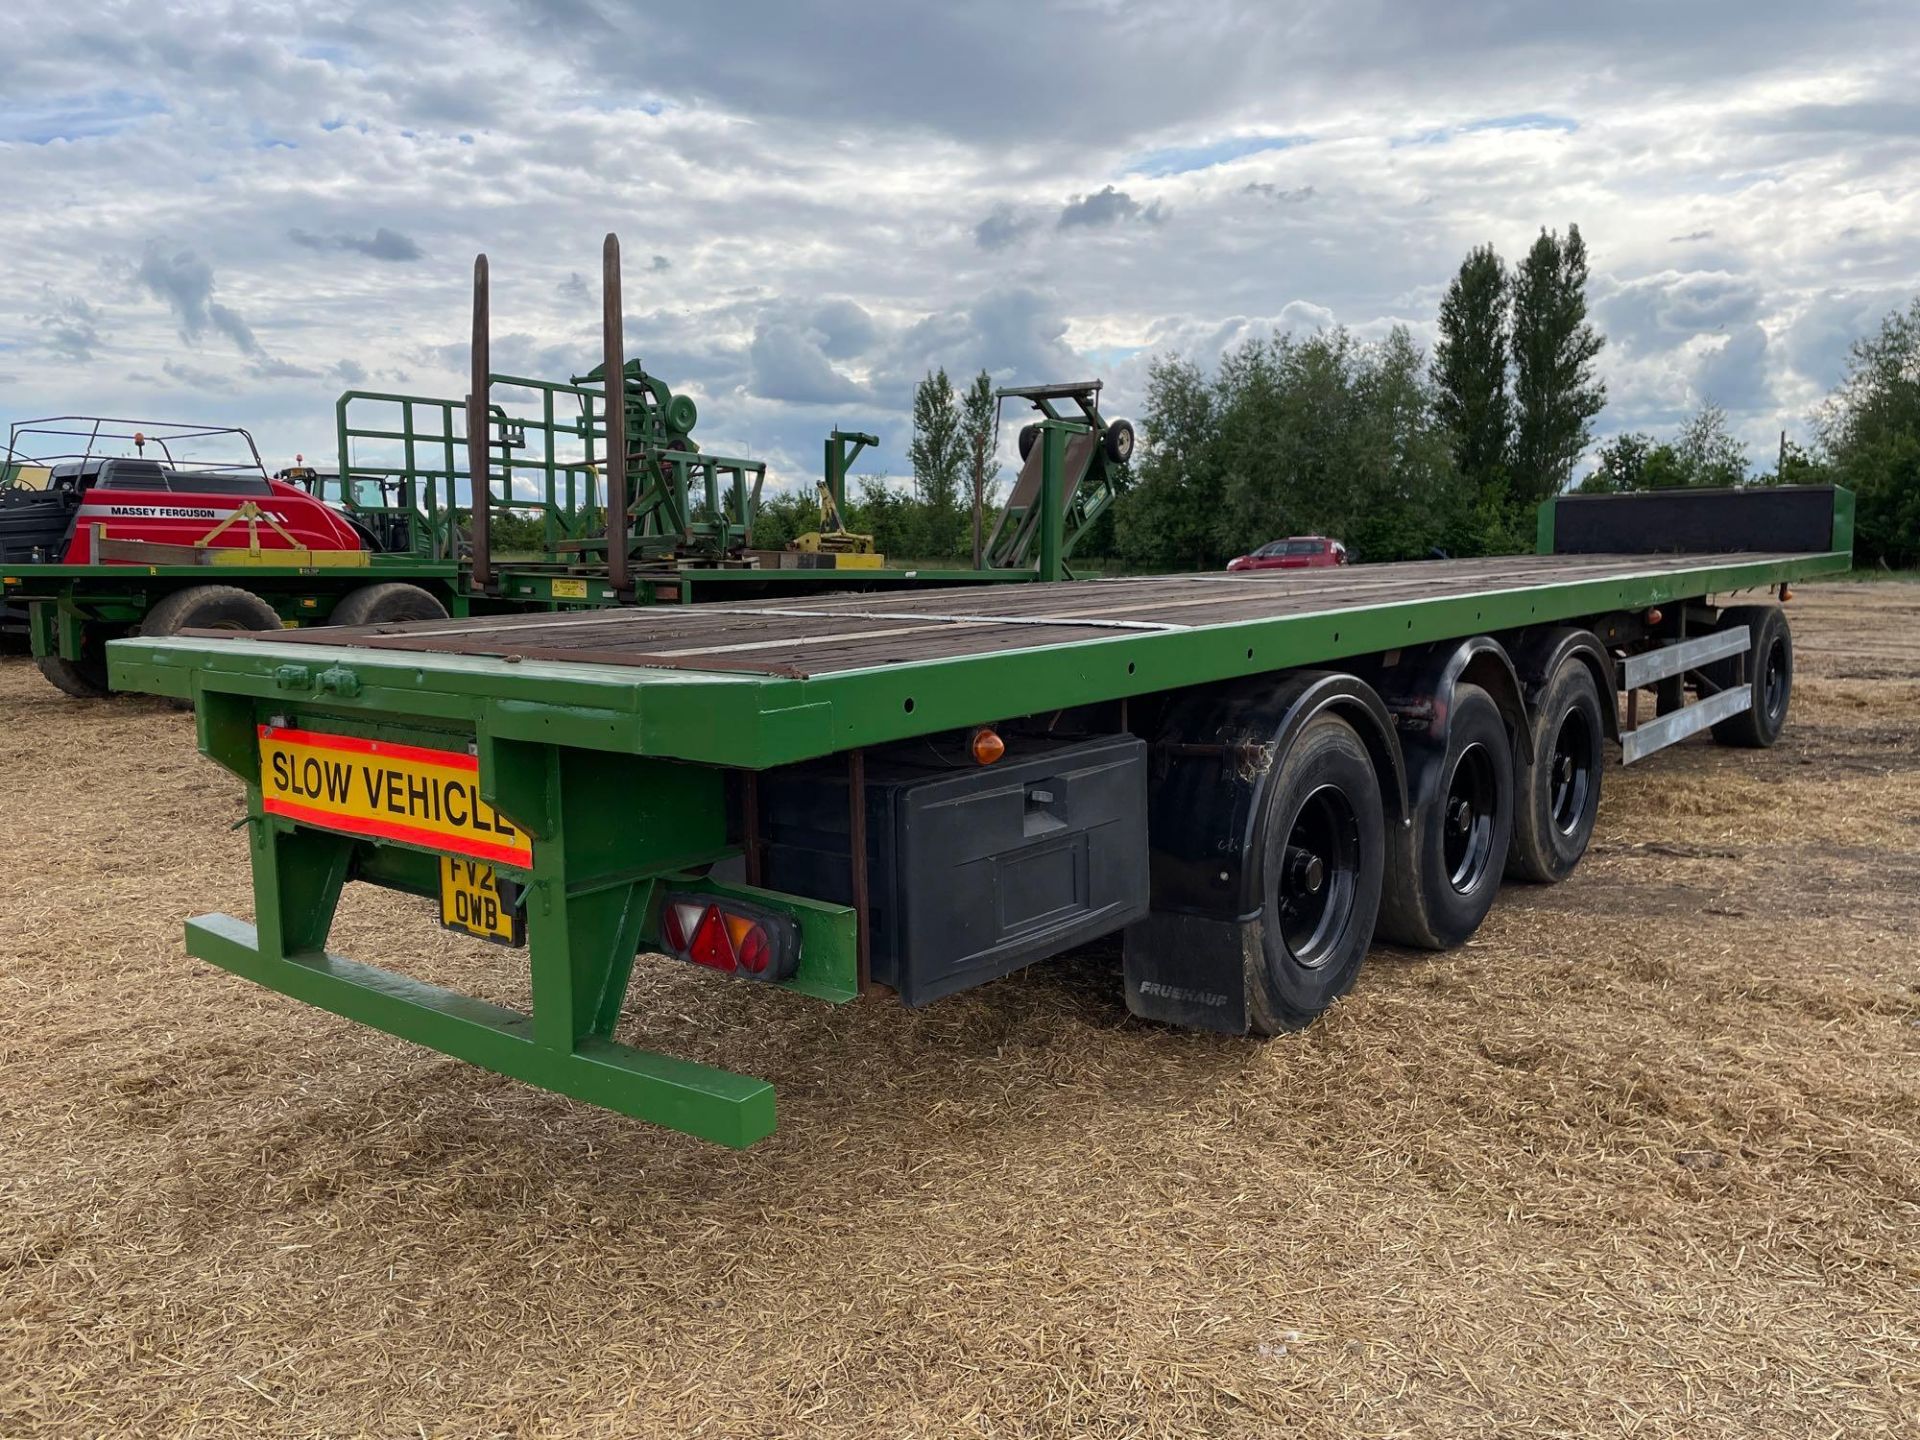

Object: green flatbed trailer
[4,552,466,648]
[107,486,1851,1148]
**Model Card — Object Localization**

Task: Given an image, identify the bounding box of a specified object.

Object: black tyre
[140,584,283,637]
[1103,418,1135,465]
[1017,424,1040,461]
[37,651,110,698]
[1247,713,1386,1034]
[327,582,450,628]
[1506,656,1606,883]
[1376,683,1514,949]
[1706,605,1791,748]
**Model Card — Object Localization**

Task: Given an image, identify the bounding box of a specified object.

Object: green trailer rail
[107,486,1850,1148]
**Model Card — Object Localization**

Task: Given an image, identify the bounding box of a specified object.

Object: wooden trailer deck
[209,551,1815,679]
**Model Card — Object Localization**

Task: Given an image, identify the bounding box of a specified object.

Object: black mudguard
[1123,670,1406,1034]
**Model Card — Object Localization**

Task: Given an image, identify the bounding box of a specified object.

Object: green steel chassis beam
[111,549,1852,768]
[5,560,468,662]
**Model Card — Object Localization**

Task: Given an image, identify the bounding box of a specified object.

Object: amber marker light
[970,727,1006,765]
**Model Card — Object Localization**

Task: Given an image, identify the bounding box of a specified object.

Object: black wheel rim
[1547,707,1595,837]
[1276,784,1361,969]
[1761,637,1789,723]
[1442,742,1498,893]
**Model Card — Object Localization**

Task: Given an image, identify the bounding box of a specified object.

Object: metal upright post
[1039,422,1066,583]
[602,233,631,596]
[466,254,492,591]
[971,430,986,571]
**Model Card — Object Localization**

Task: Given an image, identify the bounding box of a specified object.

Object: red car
[1226,535,1348,571]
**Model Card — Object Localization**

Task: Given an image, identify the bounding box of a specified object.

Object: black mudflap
[1122,911,1253,1034]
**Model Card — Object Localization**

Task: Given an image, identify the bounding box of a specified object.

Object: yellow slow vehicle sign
[257,725,533,868]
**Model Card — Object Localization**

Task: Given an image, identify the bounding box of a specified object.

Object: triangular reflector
[688,905,736,972]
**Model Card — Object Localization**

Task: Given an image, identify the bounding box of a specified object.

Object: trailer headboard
[1538,485,1851,557]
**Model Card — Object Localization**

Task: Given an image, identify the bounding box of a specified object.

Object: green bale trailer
[107,485,1851,1148]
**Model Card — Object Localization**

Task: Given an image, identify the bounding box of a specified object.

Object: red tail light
[688,905,737,972]
[657,892,799,982]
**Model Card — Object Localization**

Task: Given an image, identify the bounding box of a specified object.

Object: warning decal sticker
[256,725,532,868]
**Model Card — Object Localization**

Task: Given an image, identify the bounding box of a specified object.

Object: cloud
[248,355,323,380]
[808,299,877,359]
[2,1,1916,481]
[1751,100,1920,137]
[974,205,1036,251]
[35,291,102,361]
[332,358,369,386]
[1058,185,1165,229]
[747,321,870,405]
[161,358,230,388]
[135,243,259,355]
[288,226,424,261]
[1694,322,1773,412]
[1245,183,1317,204]
[650,254,671,272]
[1784,289,1910,391]
[875,287,1084,397]
[1597,271,1765,354]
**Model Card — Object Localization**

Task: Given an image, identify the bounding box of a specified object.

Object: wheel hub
[1286,846,1326,894]
[1447,796,1474,836]
[1548,706,1595,837]
[1275,787,1361,970]
[1442,742,1498,894]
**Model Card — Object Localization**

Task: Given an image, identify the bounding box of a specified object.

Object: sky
[2,0,1917,493]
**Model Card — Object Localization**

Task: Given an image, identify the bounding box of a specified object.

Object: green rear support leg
[185,915,773,1146]
[186,705,776,1148]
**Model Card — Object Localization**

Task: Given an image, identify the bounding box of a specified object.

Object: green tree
[1432,244,1512,502]
[1762,435,1829,487]
[850,474,933,558]
[908,367,966,559]
[1579,404,1748,493]
[960,370,1000,563]
[1815,297,1920,568]
[1115,356,1220,570]
[1511,224,1606,504]
[1671,403,1749,488]
[749,489,822,549]
[1115,328,1480,571]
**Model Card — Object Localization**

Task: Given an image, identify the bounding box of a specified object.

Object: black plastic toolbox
[757,733,1149,1005]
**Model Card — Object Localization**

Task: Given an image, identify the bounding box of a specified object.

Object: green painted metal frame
[171,689,867,1147]
[5,559,469,666]
[111,548,1851,768]
[103,510,1851,1143]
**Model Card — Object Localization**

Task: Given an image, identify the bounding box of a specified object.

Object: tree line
[532,246,1920,573]
[1114,226,1607,567]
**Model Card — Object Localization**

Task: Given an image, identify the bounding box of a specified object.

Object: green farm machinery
[984,381,1133,576]
[4,233,1107,693]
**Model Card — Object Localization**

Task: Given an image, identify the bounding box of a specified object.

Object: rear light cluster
[658,893,800,982]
